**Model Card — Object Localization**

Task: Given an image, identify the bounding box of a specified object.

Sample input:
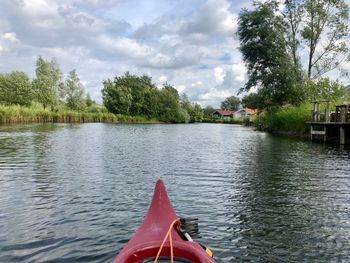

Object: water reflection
[0,123,349,262]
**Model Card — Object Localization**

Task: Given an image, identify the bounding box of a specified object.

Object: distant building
[232,108,258,121]
[212,109,235,118]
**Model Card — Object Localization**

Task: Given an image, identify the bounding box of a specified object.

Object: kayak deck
[113,180,216,263]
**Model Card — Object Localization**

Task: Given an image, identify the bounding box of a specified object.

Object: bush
[257,103,311,133]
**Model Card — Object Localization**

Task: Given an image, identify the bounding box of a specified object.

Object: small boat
[113,179,216,263]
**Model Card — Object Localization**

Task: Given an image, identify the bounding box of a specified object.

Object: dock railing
[311,101,330,122]
[309,101,350,144]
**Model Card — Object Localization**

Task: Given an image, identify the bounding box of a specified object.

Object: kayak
[113,179,217,263]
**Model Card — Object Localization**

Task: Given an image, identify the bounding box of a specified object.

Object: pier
[307,101,350,145]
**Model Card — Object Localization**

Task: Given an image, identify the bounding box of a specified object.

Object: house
[232,108,258,121]
[212,109,235,118]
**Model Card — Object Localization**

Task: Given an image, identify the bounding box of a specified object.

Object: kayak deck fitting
[113,179,216,263]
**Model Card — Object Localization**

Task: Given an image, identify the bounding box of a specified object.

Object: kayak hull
[113,180,216,263]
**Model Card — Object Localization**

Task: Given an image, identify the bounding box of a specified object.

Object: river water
[0,123,349,262]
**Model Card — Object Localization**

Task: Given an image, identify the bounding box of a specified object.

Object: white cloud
[175,85,186,94]
[2,32,18,42]
[159,75,167,83]
[214,67,225,82]
[231,63,246,82]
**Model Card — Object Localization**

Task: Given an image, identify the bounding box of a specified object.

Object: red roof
[214,109,235,116]
[244,108,257,115]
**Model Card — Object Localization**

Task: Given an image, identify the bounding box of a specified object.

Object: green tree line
[238,0,350,110]
[0,56,95,112]
[0,57,205,123]
[102,72,204,123]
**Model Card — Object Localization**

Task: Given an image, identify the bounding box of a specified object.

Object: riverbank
[254,104,311,138]
[0,104,160,124]
[202,117,243,124]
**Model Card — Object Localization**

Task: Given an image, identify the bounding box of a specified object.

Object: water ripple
[0,123,350,262]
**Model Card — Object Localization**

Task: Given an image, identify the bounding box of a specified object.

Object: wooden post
[340,107,346,122]
[340,126,345,145]
[316,102,320,121]
[313,102,317,121]
[310,124,313,141]
[325,101,330,122]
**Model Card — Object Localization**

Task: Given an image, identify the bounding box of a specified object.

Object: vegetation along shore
[2,1,350,138]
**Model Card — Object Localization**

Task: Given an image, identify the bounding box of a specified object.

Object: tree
[280,0,350,78]
[301,0,349,78]
[102,79,132,115]
[238,3,303,109]
[180,93,204,122]
[190,103,204,122]
[305,77,347,102]
[284,0,304,69]
[158,84,189,123]
[221,96,240,110]
[32,56,62,110]
[0,71,33,106]
[203,105,215,117]
[241,92,264,109]
[86,93,94,107]
[61,69,86,111]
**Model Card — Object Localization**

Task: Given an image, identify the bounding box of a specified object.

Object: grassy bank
[255,103,311,135]
[0,104,160,124]
[202,117,243,124]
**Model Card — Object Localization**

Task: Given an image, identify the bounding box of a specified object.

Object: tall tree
[241,92,264,110]
[32,56,62,110]
[61,69,86,111]
[86,92,94,107]
[284,0,304,69]
[180,93,204,122]
[0,71,33,106]
[301,0,349,78]
[238,2,303,108]
[280,0,349,78]
[102,79,132,115]
[203,105,215,117]
[221,96,240,110]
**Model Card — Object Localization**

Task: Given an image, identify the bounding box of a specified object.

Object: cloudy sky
[0,0,349,107]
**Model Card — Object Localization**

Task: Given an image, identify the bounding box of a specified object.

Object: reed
[0,104,159,124]
[256,103,311,133]
[202,117,242,124]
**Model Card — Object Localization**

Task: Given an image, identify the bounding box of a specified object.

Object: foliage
[102,79,132,115]
[300,0,349,78]
[102,72,202,123]
[238,2,304,109]
[0,57,203,124]
[158,85,189,123]
[202,117,242,124]
[0,71,33,106]
[203,105,215,117]
[86,93,94,107]
[0,104,159,124]
[32,56,62,110]
[220,96,240,111]
[60,69,86,111]
[241,92,264,109]
[305,77,348,103]
[257,103,311,133]
[180,94,204,122]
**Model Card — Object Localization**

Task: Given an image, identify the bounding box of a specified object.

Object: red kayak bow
[113,179,216,263]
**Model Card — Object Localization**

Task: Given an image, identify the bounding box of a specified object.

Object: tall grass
[0,104,159,124]
[202,117,242,124]
[256,103,311,134]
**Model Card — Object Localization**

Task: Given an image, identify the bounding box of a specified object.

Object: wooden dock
[306,102,350,145]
